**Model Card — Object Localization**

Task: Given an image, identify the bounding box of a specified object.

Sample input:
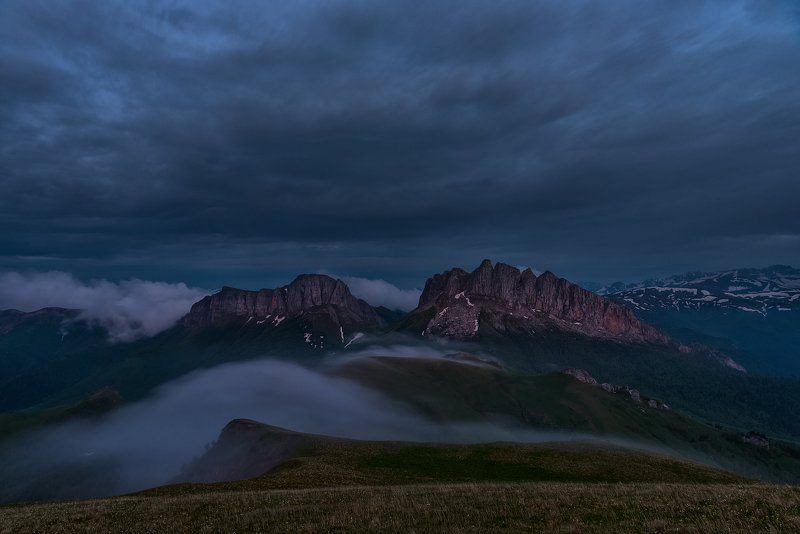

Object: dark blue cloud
[1,0,798,288]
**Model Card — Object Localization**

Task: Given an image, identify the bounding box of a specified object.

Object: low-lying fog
[0,348,662,503]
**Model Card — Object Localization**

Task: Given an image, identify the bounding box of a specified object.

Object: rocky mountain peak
[414,260,669,344]
[182,274,384,338]
[419,259,534,308]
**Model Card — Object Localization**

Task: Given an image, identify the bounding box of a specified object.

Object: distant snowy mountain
[599,265,800,316]
[600,266,800,375]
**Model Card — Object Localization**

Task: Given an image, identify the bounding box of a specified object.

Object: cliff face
[415,259,669,344]
[177,262,742,370]
[182,274,384,343]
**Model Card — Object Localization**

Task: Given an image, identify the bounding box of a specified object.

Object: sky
[2,0,799,296]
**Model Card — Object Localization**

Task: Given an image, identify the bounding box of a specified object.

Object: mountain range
[1,261,797,423]
[599,265,800,375]
[599,265,800,315]
[1,259,800,505]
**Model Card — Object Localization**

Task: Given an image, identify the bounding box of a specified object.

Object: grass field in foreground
[160,419,749,490]
[2,482,800,533]
[2,420,796,532]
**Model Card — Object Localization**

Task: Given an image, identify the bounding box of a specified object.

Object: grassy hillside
[465,328,800,440]
[333,357,800,483]
[4,483,800,533]
[0,321,327,413]
[4,310,800,447]
[0,387,121,438]
[3,421,800,532]
[168,419,748,489]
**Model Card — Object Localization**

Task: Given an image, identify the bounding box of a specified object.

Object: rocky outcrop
[186,275,367,325]
[562,368,599,386]
[562,368,670,410]
[740,431,770,448]
[414,259,669,344]
[183,274,383,330]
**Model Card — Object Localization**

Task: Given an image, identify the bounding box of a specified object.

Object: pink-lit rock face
[182,274,384,332]
[416,259,669,344]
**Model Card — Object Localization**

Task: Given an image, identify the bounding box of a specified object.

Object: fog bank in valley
[0,353,629,503]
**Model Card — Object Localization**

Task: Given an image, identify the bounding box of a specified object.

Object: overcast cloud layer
[1,1,799,288]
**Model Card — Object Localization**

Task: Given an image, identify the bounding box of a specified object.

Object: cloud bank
[334,275,421,311]
[0,271,208,341]
[0,357,604,503]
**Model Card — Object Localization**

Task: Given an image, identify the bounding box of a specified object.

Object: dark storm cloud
[1,0,799,287]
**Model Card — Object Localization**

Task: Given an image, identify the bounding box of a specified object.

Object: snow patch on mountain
[602,265,799,316]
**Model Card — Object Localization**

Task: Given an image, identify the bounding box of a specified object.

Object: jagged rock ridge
[183,274,384,347]
[403,259,745,372]
[415,259,669,344]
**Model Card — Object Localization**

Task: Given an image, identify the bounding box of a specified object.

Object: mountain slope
[6,481,800,533]
[601,266,800,375]
[600,265,800,314]
[1,355,798,505]
[11,421,797,533]
[332,356,800,482]
[396,259,744,372]
[0,308,113,411]
[0,274,386,413]
[3,262,799,452]
[172,418,748,487]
